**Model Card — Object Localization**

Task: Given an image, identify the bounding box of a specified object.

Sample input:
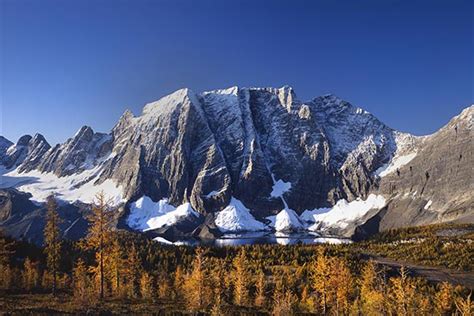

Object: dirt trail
[366,255,474,290]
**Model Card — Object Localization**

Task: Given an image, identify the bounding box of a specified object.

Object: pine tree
[82,191,114,299]
[43,194,62,296]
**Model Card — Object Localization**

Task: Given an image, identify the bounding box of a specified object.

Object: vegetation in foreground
[0,193,473,315]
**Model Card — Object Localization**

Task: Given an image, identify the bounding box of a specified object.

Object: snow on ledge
[308,194,386,229]
[214,197,267,232]
[424,200,433,210]
[270,178,292,198]
[375,153,417,177]
[127,196,199,231]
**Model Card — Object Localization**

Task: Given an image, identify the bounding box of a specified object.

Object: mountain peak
[142,88,198,117]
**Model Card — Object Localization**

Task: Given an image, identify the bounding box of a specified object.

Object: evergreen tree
[43,194,62,296]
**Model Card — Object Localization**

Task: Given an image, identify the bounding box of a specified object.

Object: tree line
[0,192,473,315]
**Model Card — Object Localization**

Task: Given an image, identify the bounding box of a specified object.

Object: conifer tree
[254,270,266,308]
[435,281,454,315]
[312,248,332,314]
[22,257,40,291]
[43,194,62,296]
[139,271,154,300]
[389,266,416,315]
[331,257,353,315]
[109,237,124,296]
[233,247,250,306]
[173,265,185,299]
[183,247,208,310]
[73,258,94,305]
[455,293,473,316]
[83,191,114,299]
[0,231,14,289]
[360,260,385,315]
[123,243,141,298]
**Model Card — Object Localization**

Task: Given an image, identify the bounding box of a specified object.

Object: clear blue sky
[1,0,472,145]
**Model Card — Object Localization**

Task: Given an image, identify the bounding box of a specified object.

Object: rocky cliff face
[0,86,472,242]
[352,105,474,238]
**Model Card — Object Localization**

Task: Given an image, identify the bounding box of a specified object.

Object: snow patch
[270,179,292,198]
[0,158,124,205]
[214,198,267,232]
[375,153,417,177]
[127,196,199,231]
[424,200,433,210]
[300,207,331,223]
[266,208,304,232]
[308,194,386,229]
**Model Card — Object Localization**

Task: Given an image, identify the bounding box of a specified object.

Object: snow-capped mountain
[0,86,472,243]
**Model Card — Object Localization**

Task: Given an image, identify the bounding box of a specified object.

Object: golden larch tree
[183,247,209,310]
[43,194,62,296]
[233,247,250,306]
[83,191,115,299]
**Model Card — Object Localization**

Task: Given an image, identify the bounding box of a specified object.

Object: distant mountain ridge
[0,86,472,243]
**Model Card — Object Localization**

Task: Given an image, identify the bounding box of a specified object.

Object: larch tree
[0,230,14,289]
[22,257,40,291]
[312,249,332,314]
[43,194,62,296]
[123,243,142,298]
[435,281,454,315]
[73,258,93,305]
[109,238,124,296]
[331,258,353,315]
[389,266,416,315]
[233,247,250,306]
[254,270,266,308]
[360,260,385,315]
[183,247,208,310]
[83,191,115,299]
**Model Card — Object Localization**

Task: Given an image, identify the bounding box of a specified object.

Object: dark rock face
[0,86,472,241]
[2,134,51,170]
[0,188,89,244]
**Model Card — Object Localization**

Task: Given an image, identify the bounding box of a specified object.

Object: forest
[0,193,473,315]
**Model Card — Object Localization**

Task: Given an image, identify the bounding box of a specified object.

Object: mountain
[0,86,472,243]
